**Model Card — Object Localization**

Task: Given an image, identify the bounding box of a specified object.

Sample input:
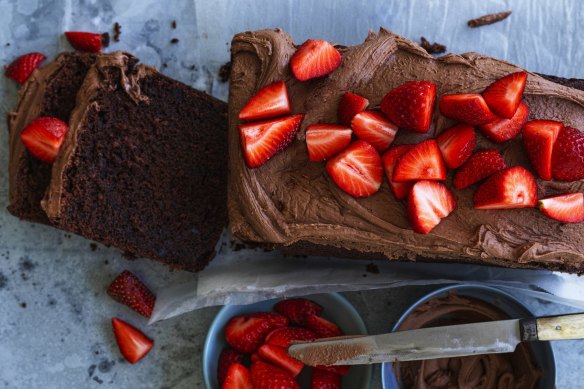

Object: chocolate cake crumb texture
[468,10,512,28]
[171,20,177,29]
[113,22,121,42]
[218,61,231,82]
[420,37,446,55]
[170,38,179,44]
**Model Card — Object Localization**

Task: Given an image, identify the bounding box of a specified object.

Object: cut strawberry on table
[473,166,537,209]
[453,150,507,189]
[338,91,369,126]
[314,365,350,376]
[439,93,497,126]
[218,348,244,385]
[239,114,304,168]
[239,81,291,121]
[479,101,529,143]
[436,124,476,169]
[523,120,563,180]
[380,80,436,133]
[65,31,105,53]
[325,140,383,197]
[392,139,446,182]
[107,270,156,318]
[305,124,352,162]
[251,359,300,389]
[311,367,342,389]
[111,318,153,364]
[225,312,288,353]
[407,180,456,234]
[304,315,343,338]
[552,126,584,181]
[482,71,528,119]
[539,193,584,223]
[20,116,68,163]
[290,39,341,81]
[381,145,413,200]
[274,298,324,325]
[351,111,398,152]
[265,327,317,348]
[5,52,46,84]
[258,344,304,377]
[222,363,253,389]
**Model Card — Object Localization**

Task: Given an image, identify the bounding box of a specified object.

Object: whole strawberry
[107,270,156,318]
[5,52,46,84]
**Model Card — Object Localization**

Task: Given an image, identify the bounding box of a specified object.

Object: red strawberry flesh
[222,363,253,389]
[381,145,413,200]
[338,92,369,126]
[304,315,343,338]
[305,124,352,162]
[225,312,288,353]
[5,52,46,84]
[453,150,507,190]
[111,317,153,364]
[482,71,527,119]
[407,180,456,234]
[107,270,156,318]
[522,120,562,180]
[473,166,537,209]
[539,193,584,223]
[251,359,300,389]
[218,348,244,385]
[436,124,476,169]
[439,93,497,126]
[311,367,342,389]
[274,298,324,325]
[265,327,317,348]
[290,39,341,81]
[479,101,529,143]
[552,126,584,181]
[258,344,304,377]
[65,31,103,53]
[239,81,291,121]
[20,116,68,163]
[392,139,446,182]
[351,111,398,152]
[380,80,436,133]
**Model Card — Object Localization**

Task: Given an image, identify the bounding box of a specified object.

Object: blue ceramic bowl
[381,284,556,389]
[203,293,372,389]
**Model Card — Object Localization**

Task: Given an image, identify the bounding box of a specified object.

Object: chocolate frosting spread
[228,28,584,271]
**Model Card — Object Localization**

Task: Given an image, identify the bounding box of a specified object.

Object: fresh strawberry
[311,368,341,389]
[258,344,304,377]
[392,139,446,182]
[5,52,46,84]
[453,150,507,189]
[439,94,497,126]
[436,124,476,169]
[478,101,529,143]
[407,180,456,234]
[473,166,537,209]
[265,327,317,348]
[381,145,413,200]
[225,312,289,353]
[290,40,341,81]
[314,365,350,376]
[305,124,352,161]
[107,270,156,318]
[218,348,244,385]
[274,298,324,325]
[65,31,104,53]
[338,92,369,126]
[239,81,291,121]
[239,114,304,168]
[111,318,153,364]
[538,193,584,223]
[222,363,253,389]
[304,315,343,338]
[380,81,436,133]
[482,71,527,119]
[523,120,563,180]
[251,353,262,364]
[20,117,68,163]
[251,359,300,389]
[351,111,398,152]
[325,140,383,197]
[552,126,584,181]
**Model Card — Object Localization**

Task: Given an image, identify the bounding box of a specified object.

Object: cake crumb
[468,10,512,28]
[122,251,138,260]
[162,63,168,68]
[101,32,110,48]
[366,263,380,274]
[5,42,10,47]
[170,38,179,44]
[420,37,446,55]
[218,61,231,83]
[113,22,122,42]
[90,243,98,252]
[171,20,177,29]
[20,302,27,308]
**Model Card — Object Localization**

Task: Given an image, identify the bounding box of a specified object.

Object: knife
[288,313,584,366]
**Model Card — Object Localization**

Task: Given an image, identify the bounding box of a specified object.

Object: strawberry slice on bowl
[218,348,244,385]
[107,270,156,318]
[453,150,507,190]
[225,312,288,354]
[290,39,341,81]
[111,318,153,364]
[380,80,436,133]
[258,344,304,377]
[274,298,323,325]
[523,120,563,180]
[539,193,584,223]
[351,111,398,152]
[304,315,343,338]
[305,124,352,162]
[20,116,68,163]
[5,52,46,84]
[482,71,528,119]
[239,81,291,121]
[407,180,456,234]
[338,91,369,126]
[552,126,584,181]
[312,368,342,389]
[251,359,300,389]
[436,124,476,169]
[315,365,350,376]
[478,101,529,143]
[65,31,105,53]
[222,363,253,389]
[381,145,413,200]
[473,166,537,209]
[439,94,497,126]
[392,139,446,182]
[265,327,317,348]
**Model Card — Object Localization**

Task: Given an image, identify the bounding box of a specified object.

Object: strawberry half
[5,52,46,84]
[473,166,537,209]
[312,368,342,389]
[407,180,456,234]
[351,111,398,152]
[436,124,476,169]
[111,318,153,364]
[523,120,563,180]
[552,126,584,181]
[265,327,317,348]
[222,363,253,389]
[239,114,304,168]
[479,101,529,143]
[251,359,299,389]
[258,344,304,377]
[218,348,244,385]
[380,81,437,133]
[290,39,341,81]
[305,124,352,162]
[274,298,323,325]
[304,315,343,338]
[482,71,528,119]
[225,312,288,353]
[392,139,446,182]
[20,117,68,163]
[65,31,104,53]
[107,270,156,318]
[381,145,413,200]
[314,365,350,376]
[539,193,584,223]
[439,94,496,126]
[338,92,369,126]
[453,150,507,189]
[239,81,291,121]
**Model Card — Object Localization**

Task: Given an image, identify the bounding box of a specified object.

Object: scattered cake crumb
[90,243,98,251]
[20,302,27,308]
[113,22,122,42]
[218,61,231,83]
[5,42,10,47]
[468,10,512,28]
[170,38,179,44]
[171,20,177,29]
[162,63,168,68]
[122,251,138,260]
[101,32,110,48]
[366,263,380,274]
[420,37,446,55]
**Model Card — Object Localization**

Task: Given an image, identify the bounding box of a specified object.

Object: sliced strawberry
[539,193,584,223]
[258,344,304,377]
[479,101,529,143]
[304,315,343,338]
[436,124,476,169]
[274,298,324,325]
[338,92,369,126]
[107,270,156,318]
[351,111,398,152]
[314,365,350,376]
[439,94,497,126]
[5,52,46,84]
[552,126,584,181]
[239,81,291,121]
[111,318,153,364]
[265,327,317,348]
[473,166,537,209]
[325,140,382,197]
[381,145,413,200]
[251,353,262,364]
[453,150,507,189]
[218,348,244,385]
[311,368,341,389]
[20,117,68,163]
[290,40,341,81]
[392,139,446,182]
[407,180,456,234]
[65,31,104,53]
[380,81,437,133]
[306,124,352,162]
[523,120,563,180]
[482,71,527,119]
[222,363,253,389]
[225,312,289,353]
[239,114,304,168]
[251,359,299,389]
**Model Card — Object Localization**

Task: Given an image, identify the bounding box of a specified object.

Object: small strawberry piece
[258,344,304,377]
[479,101,529,143]
[251,353,262,364]
[380,81,436,133]
[351,111,398,152]
[225,312,289,354]
[407,180,456,234]
[314,365,350,376]
[274,298,324,325]
[482,71,528,119]
[338,92,369,126]
[392,139,446,182]
[381,145,413,200]
[439,94,497,126]
[539,193,584,223]
[305,315,343,338]
[306,124,352,162]
[5,52,46,84]
[239,81,291,121]
[453,150,507,189]
[107,270,156,318]
[311,368,342,389]
[436,124,476,169]
[523,120,563,180]
[266,327,317,348]
[222,363,253,389]
[251,359,300,389]
[111,318,153,364]
[552,126,584,181]
[218,348,244,385]
[65,31,103,53]
[20,117,68,163]
[290,39,341,81]
[239,114,304,168]
[473,166,537,210]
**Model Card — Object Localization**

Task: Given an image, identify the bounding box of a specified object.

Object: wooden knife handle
[535,313,584,341]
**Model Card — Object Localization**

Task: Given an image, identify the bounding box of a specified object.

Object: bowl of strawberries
[203,293,372,388]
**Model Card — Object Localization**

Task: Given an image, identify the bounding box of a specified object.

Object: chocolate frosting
[228,28,584,271]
